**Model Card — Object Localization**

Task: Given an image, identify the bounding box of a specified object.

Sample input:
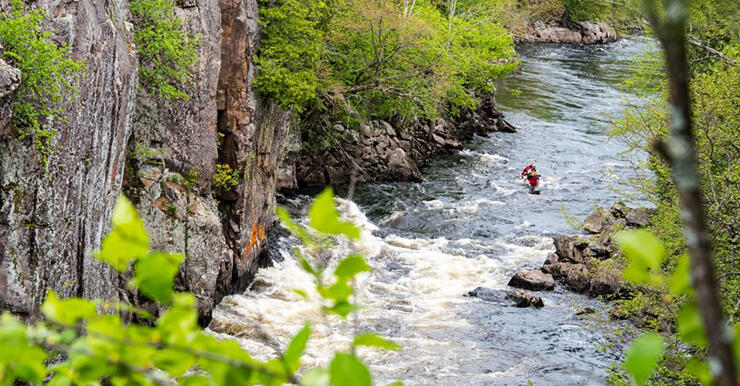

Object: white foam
[209,200,552,384]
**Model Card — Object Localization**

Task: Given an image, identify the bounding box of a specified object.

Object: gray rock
[583,207,610,234]
[385,148,422,182]
[508,289,544,308]
[465,287,543,308]
[508,268,555,291]
[625,208,652,227]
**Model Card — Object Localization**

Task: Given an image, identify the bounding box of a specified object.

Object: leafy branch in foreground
[0,0,84,172]
[0,188,401,385]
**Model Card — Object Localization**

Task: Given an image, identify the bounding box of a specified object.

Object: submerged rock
[508,289,545,308]
[508,269,555,291]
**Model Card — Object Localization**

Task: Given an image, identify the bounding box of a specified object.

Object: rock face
[518,18,618,44]
[0,0,293,323]
[0,0,138,317]
[0,56,21,135]
[291,92,516,186]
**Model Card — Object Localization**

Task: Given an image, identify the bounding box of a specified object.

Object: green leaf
[320,281,353,302]
[677,302,706,347]
[352,333,401,351]
[668,254,692,296]
[624,333,665,386]
[309,188,360,240]
[616,230,665,284]
[327,301,359,318]
[334,254,372,280]
[40,290,97,325]
[96,195,150,272]
[329,353,372,386]
[277,207,310,243]
[301,368,330,386]
[284,322,311,374]
[131,252,184,302]
[296,247,320,279]
[386,382,403,386]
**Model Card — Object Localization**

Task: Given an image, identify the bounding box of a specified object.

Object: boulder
[385,148,422,182]
[553,234,584,263]
[508,289,544,308]
[508,268,555,291]
[544,252,559,265]
[563,264,590,293]
[583,207,610,234]
[625,208,652,227]
[610,201,630,218]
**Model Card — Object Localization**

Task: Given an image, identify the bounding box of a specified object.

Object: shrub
[130,0,199,100]
[212,163,240,190]
[0,0,84,171]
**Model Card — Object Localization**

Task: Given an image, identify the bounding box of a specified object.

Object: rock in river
[508,269,555,291]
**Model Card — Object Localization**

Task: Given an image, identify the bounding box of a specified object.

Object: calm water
[210,38,656,385]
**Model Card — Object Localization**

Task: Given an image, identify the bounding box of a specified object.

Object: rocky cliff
[0,0,292,324]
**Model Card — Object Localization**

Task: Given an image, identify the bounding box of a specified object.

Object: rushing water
[210,38,656,385]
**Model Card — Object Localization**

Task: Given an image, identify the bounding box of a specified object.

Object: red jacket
[521,165,536,177]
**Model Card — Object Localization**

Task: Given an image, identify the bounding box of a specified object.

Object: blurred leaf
[284,322,311,374]
[277,206,310,243]
[677,302,706,347]
[131,252,184,302]
[41,290,97,325]
[329,353,371,386]
[327,301,359,318]
[685,357,712,385]
[386,382,404,386]
[301,368,330,386]
[96,195,150,272]
[668,254,693,296]
[334,254,371,280]
[296,248,320,278]
[352,333,401,351]
[616,230,665,284]
[309,188,360,240]
[624,333,665,386]
[320,281,353,302]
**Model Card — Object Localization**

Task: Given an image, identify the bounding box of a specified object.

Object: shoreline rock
[516,18,619,45]
[286,92,517,187]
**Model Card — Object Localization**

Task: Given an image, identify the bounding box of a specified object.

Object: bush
[0,0,84,171]
[130,0,199,100]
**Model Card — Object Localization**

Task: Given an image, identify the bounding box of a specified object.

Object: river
[209,38,656,385]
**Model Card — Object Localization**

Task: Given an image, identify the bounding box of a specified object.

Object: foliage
[0,189,399,385]
[212,163,240,190]
[256,0,517,132]
[616,230,739,385]
[130,0,199,100]
[560,0,609,21]
[0,0,84,172]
